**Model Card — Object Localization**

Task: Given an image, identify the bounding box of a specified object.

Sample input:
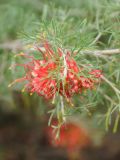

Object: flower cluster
[9,41,102,102]
[45,120,91,151]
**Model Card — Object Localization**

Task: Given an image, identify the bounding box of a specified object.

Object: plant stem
[1,40,120,56]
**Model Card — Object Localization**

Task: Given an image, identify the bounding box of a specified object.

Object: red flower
[89,69,102,78]
[80,76,94,89]
[45,121,91,151]
[9,41,102,101]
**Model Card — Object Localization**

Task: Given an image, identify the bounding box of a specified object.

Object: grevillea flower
[9,41,102,102]
[89,69,102,78]
[46,122,91,150]
[45,120,91,159]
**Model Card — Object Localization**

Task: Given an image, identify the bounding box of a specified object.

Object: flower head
[9,41,102,102]
[45,120,91,151]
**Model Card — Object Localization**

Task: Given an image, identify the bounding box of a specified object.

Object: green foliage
[0,0,120,132]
